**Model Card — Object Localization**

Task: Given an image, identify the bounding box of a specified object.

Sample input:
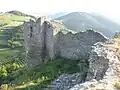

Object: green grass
[0,14,30,27]
[114,81,120,90]
[9,58,88,90]
[0,48,20,61]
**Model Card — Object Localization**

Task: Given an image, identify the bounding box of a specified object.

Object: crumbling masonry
[23,17,108,67]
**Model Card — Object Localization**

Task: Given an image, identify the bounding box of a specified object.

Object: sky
[0,0,120,23]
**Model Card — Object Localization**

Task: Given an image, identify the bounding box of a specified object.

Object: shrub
[114,81,120,90]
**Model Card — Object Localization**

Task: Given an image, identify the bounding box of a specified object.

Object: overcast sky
[0,0,120,22]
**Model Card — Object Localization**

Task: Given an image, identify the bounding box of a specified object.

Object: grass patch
[10,58,88,90]
[114,81,120,90]
[0,48,20,61]
[0,14,30,27]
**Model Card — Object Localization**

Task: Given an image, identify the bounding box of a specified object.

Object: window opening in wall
[30,26,33,38]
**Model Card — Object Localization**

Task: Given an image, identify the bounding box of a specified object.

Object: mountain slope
[48,12,69,19]
[55,12,120,37]
[91,13,120,30]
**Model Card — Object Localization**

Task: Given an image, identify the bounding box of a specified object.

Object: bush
[114,82,120,90]
[0,55,25,86]
[0,66,8,79]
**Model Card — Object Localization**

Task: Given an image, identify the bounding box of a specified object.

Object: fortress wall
[44,21,55,59]
[44,21,61,59]
[53,32,61,58]
[23,17,108,67]
[58,30,107,60]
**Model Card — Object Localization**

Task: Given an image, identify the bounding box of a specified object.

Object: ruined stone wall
[58,30,107,60]
[45,41,120,90]
[44,21,55,59]
[23,17,108,67]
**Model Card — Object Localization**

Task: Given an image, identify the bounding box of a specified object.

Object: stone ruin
[69,41,120,90]
[23,17,108,67]
[45,41,120,90]
[23,17,120,90]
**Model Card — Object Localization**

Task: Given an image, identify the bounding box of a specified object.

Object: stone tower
[23,17,55,67]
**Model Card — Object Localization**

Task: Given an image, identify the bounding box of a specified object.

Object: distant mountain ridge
[55,12,120,37]
[48,12,69,19]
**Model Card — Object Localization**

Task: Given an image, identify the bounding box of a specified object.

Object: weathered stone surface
[45,73,84,90]
[86,42,118,81]
[59,30,107,59]
[69,41,120,90]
